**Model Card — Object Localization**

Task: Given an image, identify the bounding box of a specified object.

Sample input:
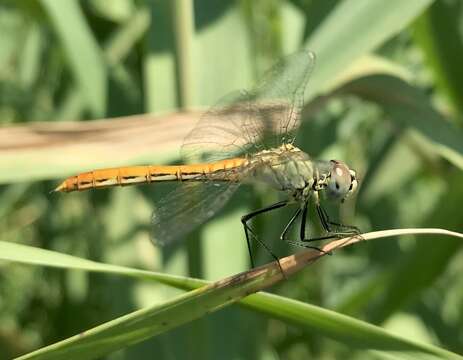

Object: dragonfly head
[325,160,358,202]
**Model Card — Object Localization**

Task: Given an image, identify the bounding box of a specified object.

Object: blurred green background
[1,0,463,359]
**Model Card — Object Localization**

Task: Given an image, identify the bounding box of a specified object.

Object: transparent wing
[151,180,241,246]
[182,50,316,163]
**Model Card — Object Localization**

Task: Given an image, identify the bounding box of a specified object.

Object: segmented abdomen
[54,158,247,193]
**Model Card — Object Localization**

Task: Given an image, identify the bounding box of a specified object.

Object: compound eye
[326,163,351,200]
[346,169,358,196]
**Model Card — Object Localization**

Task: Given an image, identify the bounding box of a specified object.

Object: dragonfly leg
[279,207,302,242]
[295,204,363,253]
[316,204,360,235]
[280,201,333,254]
[299,201,308,240]
[281,202,360,254]
[241,200,288,271]
[278,201,329,254]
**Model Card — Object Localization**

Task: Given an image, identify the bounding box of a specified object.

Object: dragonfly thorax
[249,145,315,194]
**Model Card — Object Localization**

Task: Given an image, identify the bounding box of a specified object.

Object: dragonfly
[54,50,360,267]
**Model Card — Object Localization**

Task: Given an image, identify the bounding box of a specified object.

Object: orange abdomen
[54,158,247,193]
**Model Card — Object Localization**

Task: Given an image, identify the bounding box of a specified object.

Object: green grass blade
[0,240,200,288]
[412,1,463,116]
[4,228,463,359]
[143,1,178,112]
[305,0,433,98]
[55,6,150,121]
[341,74,463,170]
[172,0,195,108]
[40,0,107,116]
[240,293,461,360]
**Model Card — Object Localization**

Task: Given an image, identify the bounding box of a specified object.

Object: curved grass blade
[3,228,463,359]
[341,74,463,170]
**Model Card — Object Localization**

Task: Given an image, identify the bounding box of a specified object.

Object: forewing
[254,49,315,146]
[181,90,259,163]
[151,181,240,246]
[181,50,315,163]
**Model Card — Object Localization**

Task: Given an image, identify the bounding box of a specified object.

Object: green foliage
[1,0,463,359]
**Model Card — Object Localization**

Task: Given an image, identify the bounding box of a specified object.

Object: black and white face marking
[325,160,358,202]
